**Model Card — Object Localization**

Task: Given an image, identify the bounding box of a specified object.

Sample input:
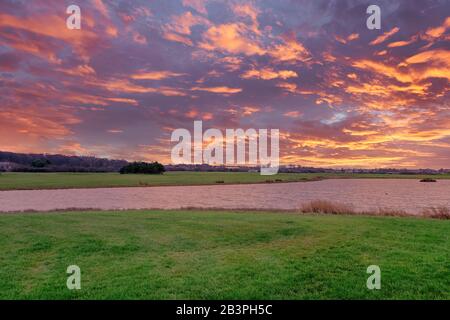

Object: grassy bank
[0,210,448,299]
[1,171,449,190]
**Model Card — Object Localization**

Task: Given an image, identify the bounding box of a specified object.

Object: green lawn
[0,210,448,299]
[1,171,449,190]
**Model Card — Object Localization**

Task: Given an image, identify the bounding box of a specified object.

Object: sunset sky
[0,0,449,168]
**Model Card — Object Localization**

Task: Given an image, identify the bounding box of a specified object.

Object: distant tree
[0,151,128,172]
[31,158,51,168]
[119,162,165,174]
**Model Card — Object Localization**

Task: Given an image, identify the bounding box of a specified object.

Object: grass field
[1,171,450,190]
[0,210,448,299]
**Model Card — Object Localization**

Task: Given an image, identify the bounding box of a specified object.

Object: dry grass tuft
[422,207,450,220]
[298,200,450,219]
[368,208,409,217]
[299,200,354,215]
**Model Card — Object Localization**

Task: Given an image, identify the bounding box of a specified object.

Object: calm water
[1,179,449,214]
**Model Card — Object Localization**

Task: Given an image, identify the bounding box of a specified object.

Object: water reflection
[1,179,449,214]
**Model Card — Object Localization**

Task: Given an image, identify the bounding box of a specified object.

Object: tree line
[0,151,165,174]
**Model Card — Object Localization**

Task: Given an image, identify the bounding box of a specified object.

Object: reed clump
[422,207,450,220]
[299,200,354,215]
[299,200,449,220]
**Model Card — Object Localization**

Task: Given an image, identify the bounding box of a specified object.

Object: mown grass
[0,171,449,190]
[0,172,318,190]
[0,210,448,299]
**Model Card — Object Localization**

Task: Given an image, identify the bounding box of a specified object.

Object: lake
[1,179,449,214]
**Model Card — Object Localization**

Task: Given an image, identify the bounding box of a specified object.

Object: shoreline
[0,206,448,220]
[0,176,323,192]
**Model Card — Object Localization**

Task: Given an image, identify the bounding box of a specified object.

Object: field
[1,171,450,190]
[0,210,448,299]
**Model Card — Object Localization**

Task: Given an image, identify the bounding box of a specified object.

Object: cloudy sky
[0,0,449,168]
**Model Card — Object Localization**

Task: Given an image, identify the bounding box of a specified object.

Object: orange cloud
[0,30,61,63]
[352,59,413,83]
[0,13,104,62]
[404,49,450,81]
[185,109,199,118]
[199,23,265,56]
[162,32,193,46]
[404,49,450,66]
[351,52,449,96]
[57,65,96,77]
[87,78,187,96]
[0,105,81,153]
[376,50,387,56]
[132,32,147,45]
[218,56,243,72]
[131,70,186,80]
[162,11,211,46]
[335,35,347,44]
[182,0,208,15]
[106,98,139,106]
[107,129,124,134]
[232,3,261,35]
[199,21,310,65]
[241,68,298,80]
[59,142,90,156]
[242,106,260,116]
[347,33,359,41]
[387,37,416,48]
[335,33,359,44]
[168,11,210,35]
[369,27,400,45]
[268,37,311,62]
[92,0,110,18]
[0,14,92,43]
[276,82,342,107]
[202,112,214,120]
[425,17,450,38]
[346,82,430,99]
[323,52,337,62]
[284,111,301,118]
[191,86,242,94]
[277,82,298,93]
